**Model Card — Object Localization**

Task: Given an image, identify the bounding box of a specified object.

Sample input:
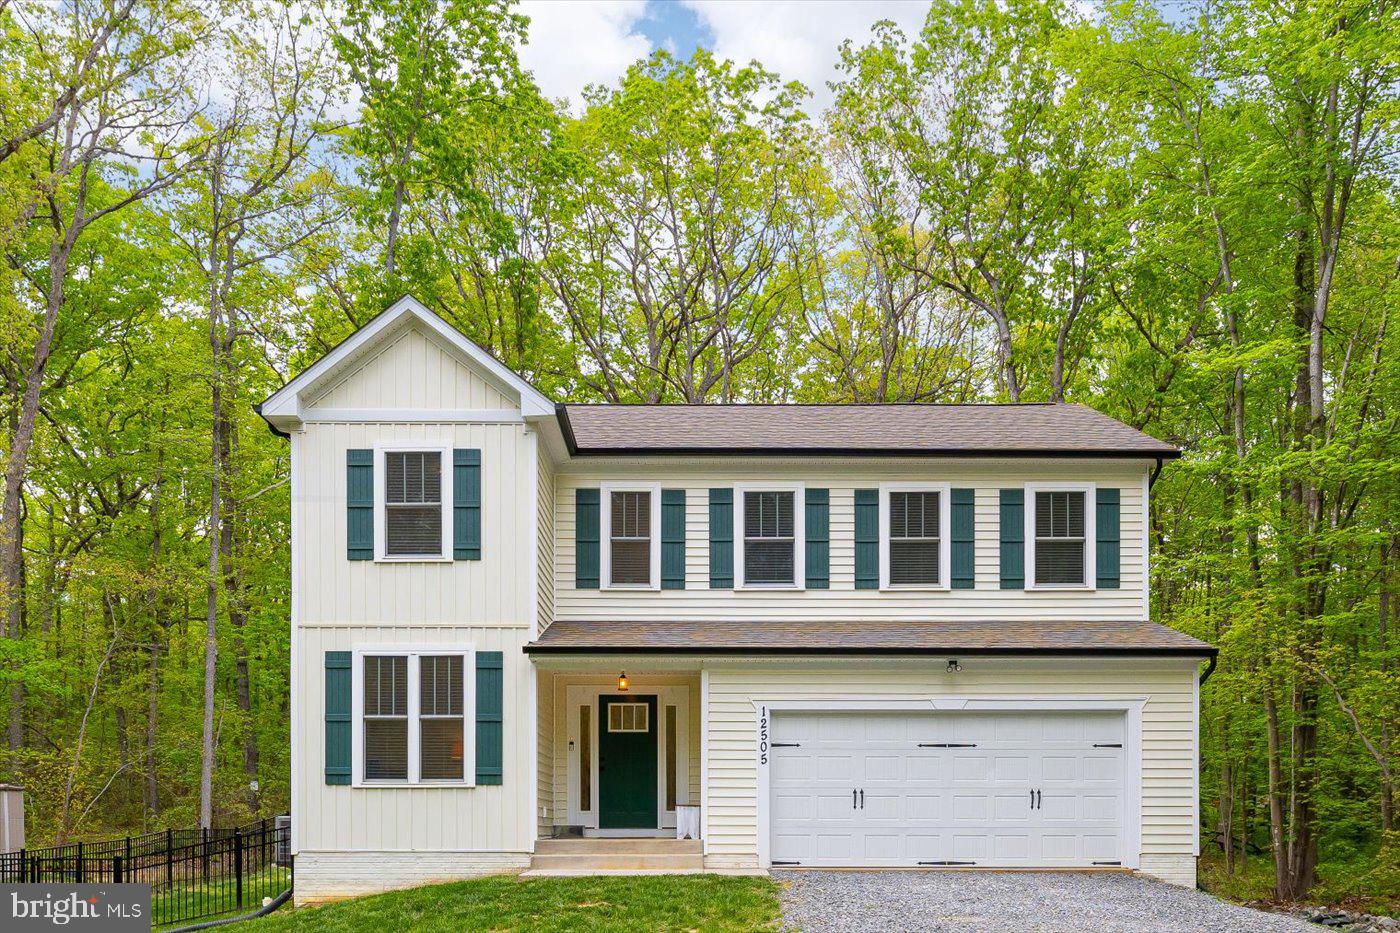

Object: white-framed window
[880,483,951,589]
[601,483,661,589]
[374,443,453,561]
[352,646,475,785]
[735,484,805,588]
[1025,482,1096,589]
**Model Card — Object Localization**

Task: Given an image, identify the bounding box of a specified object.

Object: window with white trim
[1033,489,1088,586]
[609,490,652,586]
[381,449,447,558]
[888,490,942,586]
[357,649,472,784]
[742,489,797,585]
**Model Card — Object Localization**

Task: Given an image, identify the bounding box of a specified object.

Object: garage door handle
[859,789,864,809]
[918,743,977,748]
[853,789,857,809]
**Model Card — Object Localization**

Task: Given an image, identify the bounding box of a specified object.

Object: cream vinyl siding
[536,670,554,837]
[295,624,534,854]
[700,659,1197,884]
[555,462,1148,621]
[292,421,532,625]
[307,326,517,410]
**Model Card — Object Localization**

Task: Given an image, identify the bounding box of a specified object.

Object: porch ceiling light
[617,671,629,692]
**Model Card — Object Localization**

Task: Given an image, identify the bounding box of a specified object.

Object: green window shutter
[453,449,482,560]
[324,651,352,785]
[854,489,879,590]
[475,651,503,786]
[805,488,830,589]
[708,488,733,589]
[1096,487,1121,589]
[346,450,373,560]
[575,489,600,589]
[661,489,686,590]
[999,489,1025,589]
[951,488,976,589]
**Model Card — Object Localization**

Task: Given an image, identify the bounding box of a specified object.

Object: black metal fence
[1,818,292,928]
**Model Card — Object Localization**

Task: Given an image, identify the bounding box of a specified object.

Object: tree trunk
[1264,687,1289,899]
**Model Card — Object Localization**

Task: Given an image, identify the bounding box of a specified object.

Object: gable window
[1027,484,1095,588]
[375,445,452,561]
[355,648,473,785]
[602,485,660,589]
[737,486,803,587]
[881,485,950,588]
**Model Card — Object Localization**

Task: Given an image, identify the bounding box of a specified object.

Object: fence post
[234,829,243,909]
[76,842,84,883]
[17,847,25,883]
[113,855,123,884]
[124,835,131,863]
[165,828,173,887]
[201,826,208,882]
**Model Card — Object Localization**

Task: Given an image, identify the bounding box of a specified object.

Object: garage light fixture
[946,658,962,674]
[617,671,629,692]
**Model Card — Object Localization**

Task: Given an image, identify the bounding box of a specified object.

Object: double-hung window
[737,486,803,587]
[1027,484,1095,588]
[603,485,660,588]
[881,484,949,588]
[376,445,452,560]
[356,648,473,784]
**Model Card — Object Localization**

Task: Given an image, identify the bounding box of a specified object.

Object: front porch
[535,666,702,844]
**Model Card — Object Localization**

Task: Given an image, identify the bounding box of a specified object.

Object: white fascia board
[259,295,555,426]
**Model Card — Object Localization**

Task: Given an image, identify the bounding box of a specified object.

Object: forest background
[0,0,1395,909]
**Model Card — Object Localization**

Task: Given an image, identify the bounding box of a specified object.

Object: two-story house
[257,297,1215,904]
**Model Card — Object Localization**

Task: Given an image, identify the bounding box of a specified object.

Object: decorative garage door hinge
[770,742,801,748]
[1092,861,1122,866]
[917,743,978,748]
[771,860,802,866]
[918,860,977,866]
[1092,743,1123,748]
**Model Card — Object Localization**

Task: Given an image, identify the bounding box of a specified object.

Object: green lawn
[241,874,783,932]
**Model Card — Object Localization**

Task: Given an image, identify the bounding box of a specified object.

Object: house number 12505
[759,706,768,766]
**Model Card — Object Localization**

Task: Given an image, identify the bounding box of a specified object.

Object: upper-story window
[357,649,471,785]
[376,444,452,561]
[881,484,950,588]
[603,485,660,589]
[739,486,803,587]
[1028,484,1094,588]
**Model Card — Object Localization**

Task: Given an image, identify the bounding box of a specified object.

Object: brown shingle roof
[558,403,1178,457]
[525,619,1215,657]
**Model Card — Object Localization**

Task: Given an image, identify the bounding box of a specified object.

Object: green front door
[598,695,658,829]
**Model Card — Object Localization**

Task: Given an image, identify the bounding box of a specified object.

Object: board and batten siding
[294,624,534,855]
[701,659,1198,887]
[554,461,1148,621]
[292,421,534,625]
[306,326,517,411]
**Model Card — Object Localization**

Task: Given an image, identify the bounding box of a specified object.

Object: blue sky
[517,1,1199,111]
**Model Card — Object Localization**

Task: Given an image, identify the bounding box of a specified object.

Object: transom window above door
[742,489,799,586]
[1031,487,1091,587]
[603,486,660,588]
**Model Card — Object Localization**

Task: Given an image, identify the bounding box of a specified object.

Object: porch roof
[524,619,1216,657]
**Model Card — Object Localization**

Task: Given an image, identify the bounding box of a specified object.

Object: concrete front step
[529,852,705,872]
[535,838,702,855]
[519,868,714,878]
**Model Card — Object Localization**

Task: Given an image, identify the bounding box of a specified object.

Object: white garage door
[769,710,1126,868]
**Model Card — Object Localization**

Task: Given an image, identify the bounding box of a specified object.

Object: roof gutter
[555,403,579,456]
[252,402,291,440]
[523,644,1219,658]
[563,446,1183,460]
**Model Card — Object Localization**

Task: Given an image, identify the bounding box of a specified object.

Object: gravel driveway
[774,870,1318,933]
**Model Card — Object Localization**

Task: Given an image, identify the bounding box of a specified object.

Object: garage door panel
[770,710,1127,868]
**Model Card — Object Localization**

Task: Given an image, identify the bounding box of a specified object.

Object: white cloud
[681,0,928,112]
[518,0,651,108]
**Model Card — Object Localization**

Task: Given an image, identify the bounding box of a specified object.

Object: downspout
[1148,455,1165,489]
[1199,653,1218,687]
